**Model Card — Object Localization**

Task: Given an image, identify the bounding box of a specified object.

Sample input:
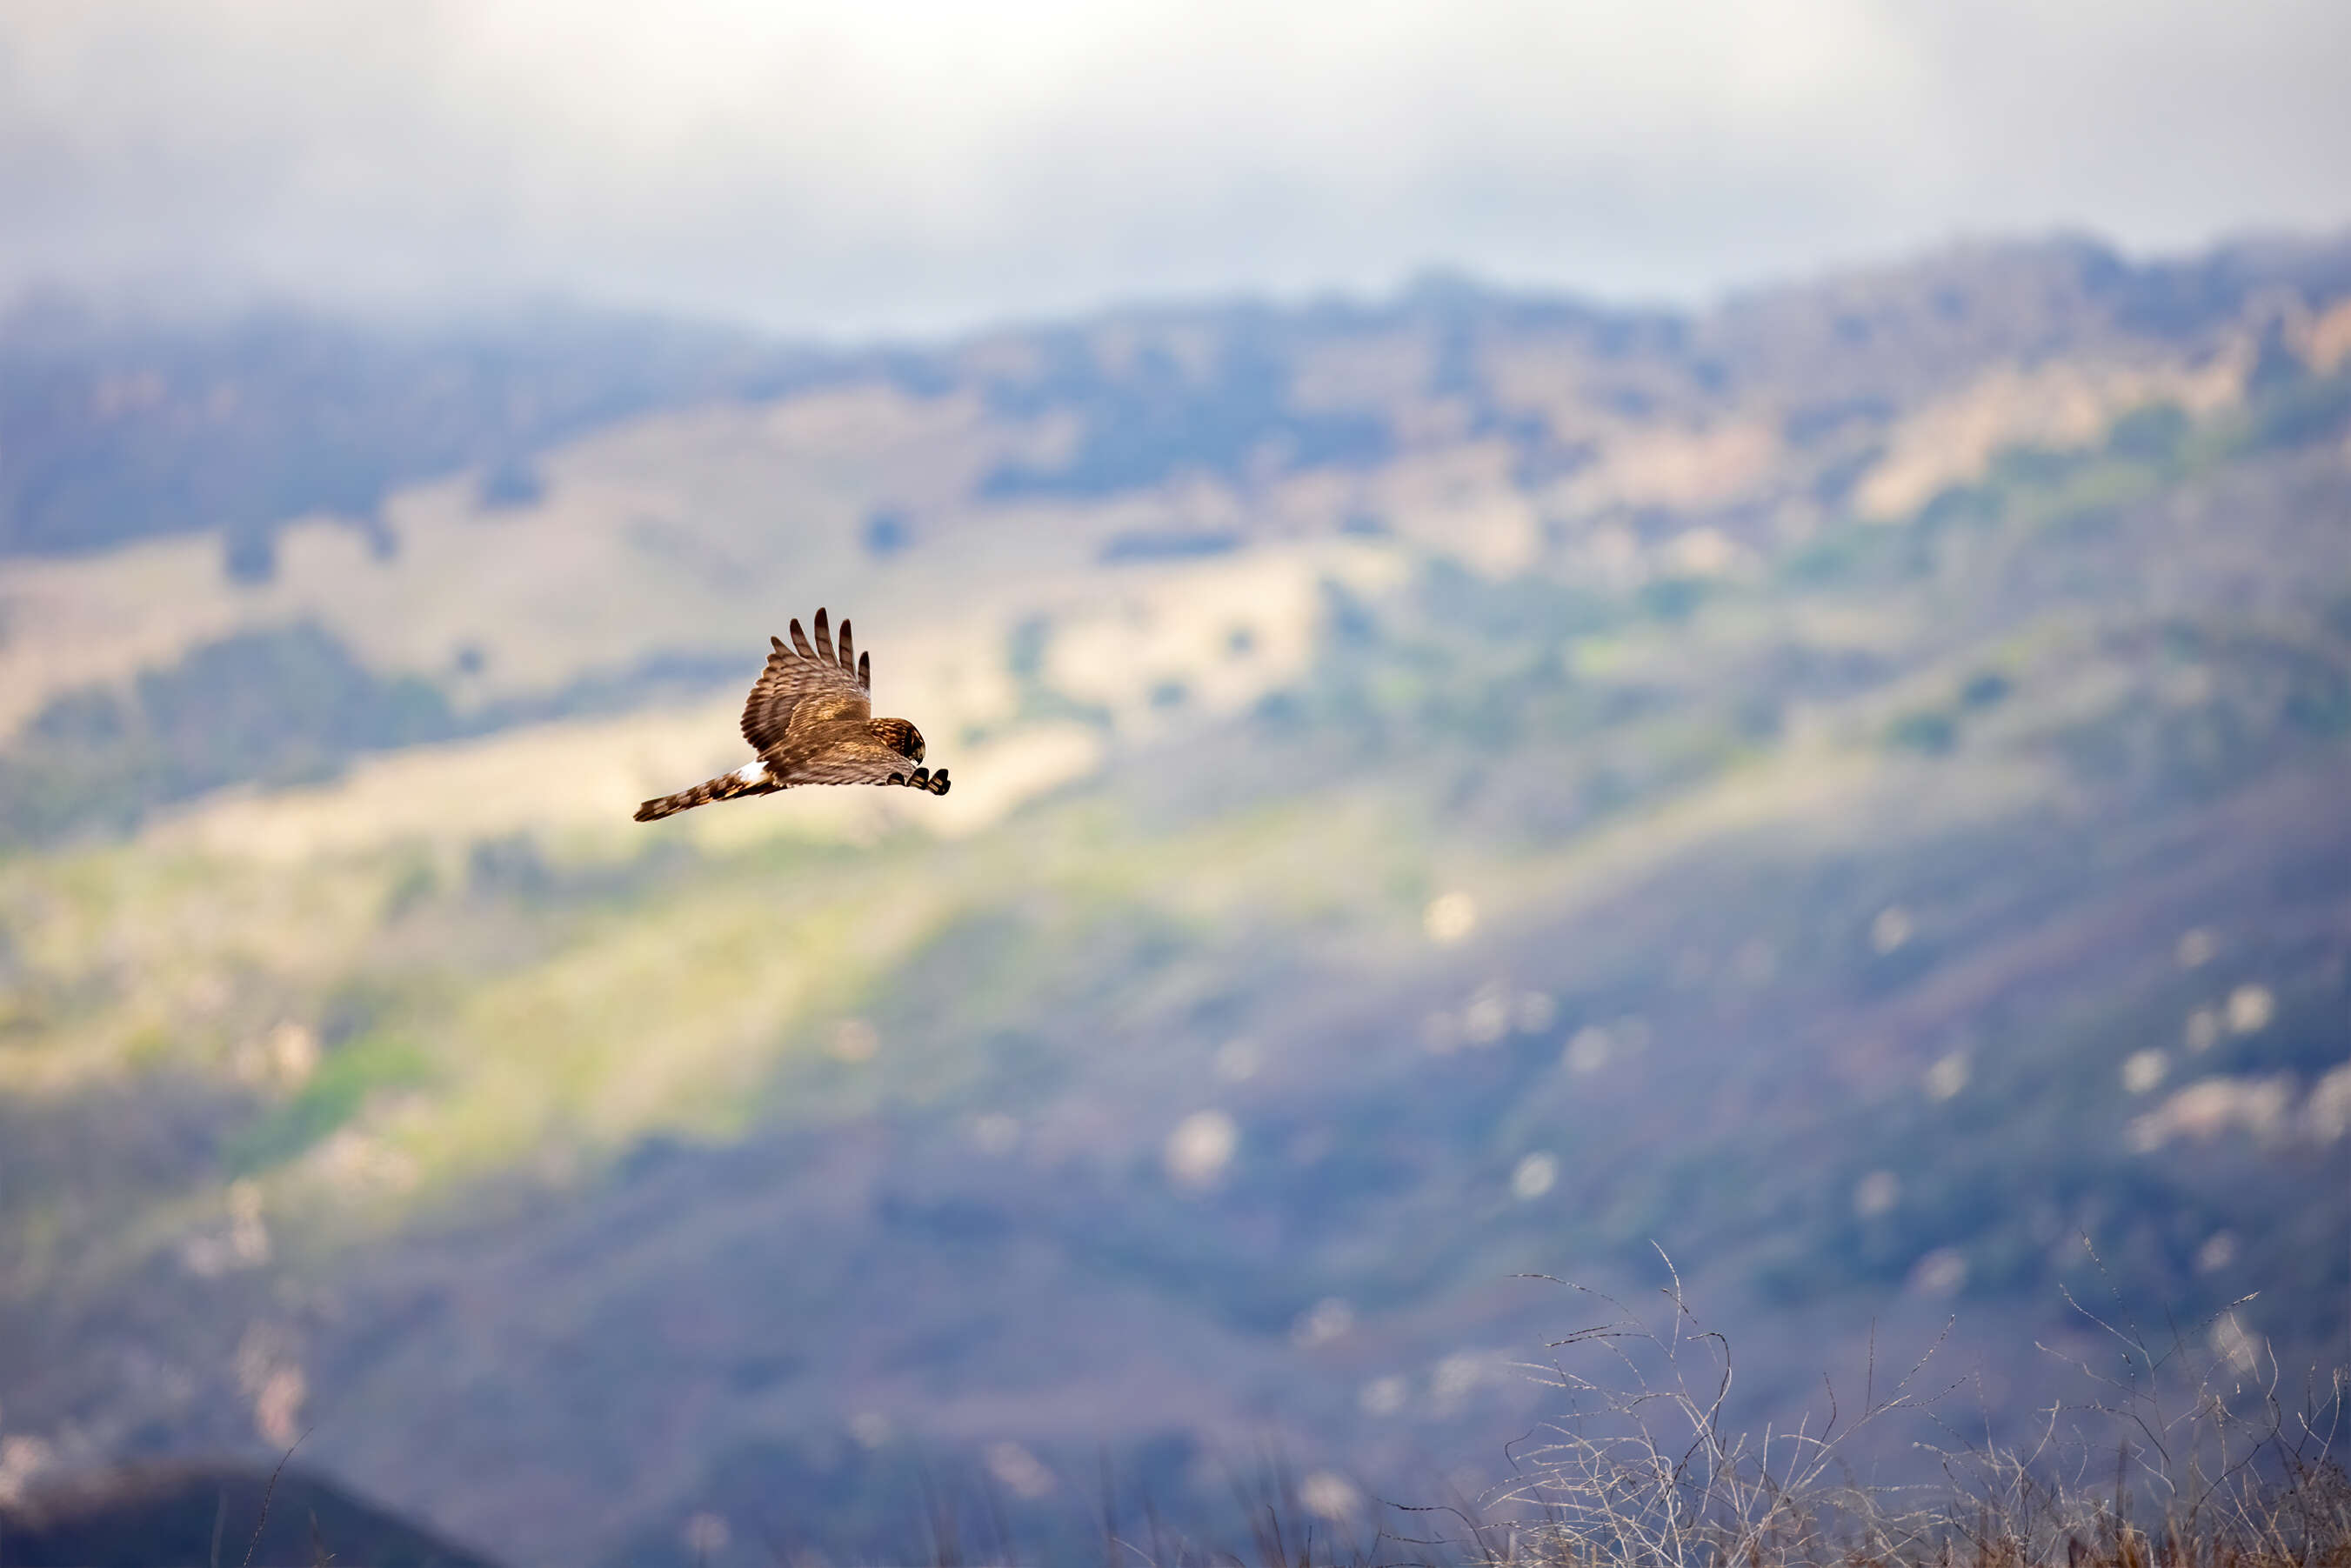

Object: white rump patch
[732,763,768,787]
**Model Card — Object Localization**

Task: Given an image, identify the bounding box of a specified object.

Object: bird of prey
[634,609,949,822]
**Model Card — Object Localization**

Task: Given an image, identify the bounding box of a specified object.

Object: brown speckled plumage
[633,609,950,822]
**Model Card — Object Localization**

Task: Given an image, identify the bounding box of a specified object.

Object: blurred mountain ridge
[0,230,2344,1566]
[7,229,2347,557]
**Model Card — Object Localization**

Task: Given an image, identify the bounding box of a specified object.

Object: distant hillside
[3,236,2347,851]
[0,294,829,563]
[0,233,2344,1567]
[9,233,2347,561]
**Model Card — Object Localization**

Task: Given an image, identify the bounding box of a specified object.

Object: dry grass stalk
[1369,1247,2346,1568]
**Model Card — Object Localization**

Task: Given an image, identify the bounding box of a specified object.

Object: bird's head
[870,717,926,763]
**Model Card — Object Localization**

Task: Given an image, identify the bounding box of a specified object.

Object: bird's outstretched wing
[772,747,948,792]
[741,608,872,753]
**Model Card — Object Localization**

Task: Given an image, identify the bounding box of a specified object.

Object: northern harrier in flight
[634,609,949,822]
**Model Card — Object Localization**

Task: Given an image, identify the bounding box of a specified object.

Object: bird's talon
[929,769,952,795]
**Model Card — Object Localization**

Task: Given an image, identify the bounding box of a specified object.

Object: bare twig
[240,1428,312,1568]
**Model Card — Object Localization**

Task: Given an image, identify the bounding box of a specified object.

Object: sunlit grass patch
[225,1032,434,1175]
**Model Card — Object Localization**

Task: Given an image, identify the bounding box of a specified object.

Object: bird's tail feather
[634,770,773,823]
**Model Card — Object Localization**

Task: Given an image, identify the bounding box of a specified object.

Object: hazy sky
[3,0,2347,335]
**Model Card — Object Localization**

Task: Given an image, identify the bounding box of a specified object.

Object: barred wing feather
[741,608,871,752]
